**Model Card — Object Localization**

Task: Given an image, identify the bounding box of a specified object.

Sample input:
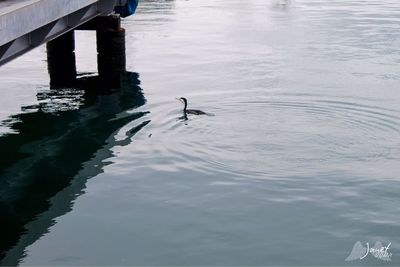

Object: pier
[0,0,130,87]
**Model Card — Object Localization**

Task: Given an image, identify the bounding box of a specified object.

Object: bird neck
[183,101,187,111]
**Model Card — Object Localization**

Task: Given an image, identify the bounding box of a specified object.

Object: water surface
[0,0,400,265]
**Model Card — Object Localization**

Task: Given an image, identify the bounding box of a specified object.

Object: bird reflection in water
[0,72,150,265]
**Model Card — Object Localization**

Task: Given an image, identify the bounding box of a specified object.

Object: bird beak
[175,98,183,103]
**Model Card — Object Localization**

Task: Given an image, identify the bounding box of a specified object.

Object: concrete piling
[96,15,126,87]
[46,14,126,89]
[46,31,77,88]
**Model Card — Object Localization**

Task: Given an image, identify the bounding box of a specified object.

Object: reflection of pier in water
[0,72,150,265]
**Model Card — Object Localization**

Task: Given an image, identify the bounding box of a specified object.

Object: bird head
[176,97,187,105]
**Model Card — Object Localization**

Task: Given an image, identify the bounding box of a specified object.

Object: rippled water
[1,0,400,265]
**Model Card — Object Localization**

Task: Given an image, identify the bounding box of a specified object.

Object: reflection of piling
[46,31,77,88]
[96,15,126,87]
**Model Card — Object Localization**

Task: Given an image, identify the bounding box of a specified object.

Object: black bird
[176,97,208,115]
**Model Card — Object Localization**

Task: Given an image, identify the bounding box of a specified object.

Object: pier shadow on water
[0,72,149,265]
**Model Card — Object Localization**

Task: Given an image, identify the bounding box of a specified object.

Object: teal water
[1,0,400,265]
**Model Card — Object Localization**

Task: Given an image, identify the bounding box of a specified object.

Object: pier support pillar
[46,31,77,88]
[96,15,126,87]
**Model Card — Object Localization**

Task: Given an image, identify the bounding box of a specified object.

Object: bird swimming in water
[176,97,209,115]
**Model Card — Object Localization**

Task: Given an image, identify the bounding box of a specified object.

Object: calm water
[1,0,400,265]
